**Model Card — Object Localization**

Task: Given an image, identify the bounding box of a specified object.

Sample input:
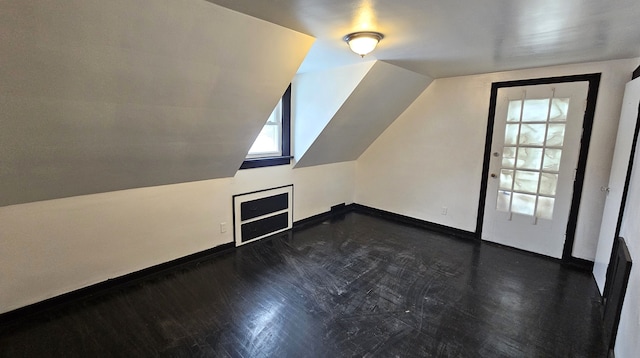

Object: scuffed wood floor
[0,212,607,357]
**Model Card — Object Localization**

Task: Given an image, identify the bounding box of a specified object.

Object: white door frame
[476,73,601,263]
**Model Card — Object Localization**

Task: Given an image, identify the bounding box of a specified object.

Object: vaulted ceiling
[0,0,312,206]
[207,0,640,78]
[3,0,640,206]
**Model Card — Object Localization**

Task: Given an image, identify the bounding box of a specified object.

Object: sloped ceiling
[294,61,432,168]
[293,61,376,160]
[0,0,313,206]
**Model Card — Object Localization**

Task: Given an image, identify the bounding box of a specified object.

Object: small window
[246,100,283,158]
[240,85,291,169]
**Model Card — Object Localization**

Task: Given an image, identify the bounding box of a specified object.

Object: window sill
[240,156,293,170]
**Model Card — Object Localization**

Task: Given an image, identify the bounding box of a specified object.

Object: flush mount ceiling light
[343,31,384,57]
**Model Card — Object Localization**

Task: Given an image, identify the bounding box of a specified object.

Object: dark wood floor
[0,212,607,357]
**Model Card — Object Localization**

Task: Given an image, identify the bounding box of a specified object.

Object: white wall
[593,77,640,291]
[356,58,639,260]
[0,161,355,314]
[232,162,356,222]
[614,82,640,358]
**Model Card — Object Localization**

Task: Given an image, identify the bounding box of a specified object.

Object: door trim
[476,73,602,261]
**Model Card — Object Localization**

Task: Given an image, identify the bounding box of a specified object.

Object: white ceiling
[207,0,640,78]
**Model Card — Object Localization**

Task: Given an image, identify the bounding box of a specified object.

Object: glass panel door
[482,81,589,258]
[497,95,569,220]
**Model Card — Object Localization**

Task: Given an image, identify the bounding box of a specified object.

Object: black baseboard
[292,211,333,230]
[0,242,235,328]
[564,256,595,271]
[480,239,594,272]
[351,204,594,271]
[293,203,355,231]
[1,203,594,327]
[330,203,348,215]
[351,204,477,241]
[3,206,353,326]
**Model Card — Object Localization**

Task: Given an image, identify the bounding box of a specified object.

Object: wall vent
[233,185,293,246]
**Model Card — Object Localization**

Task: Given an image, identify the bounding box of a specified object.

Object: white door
[482,82,589,258]
[593,77,640,291]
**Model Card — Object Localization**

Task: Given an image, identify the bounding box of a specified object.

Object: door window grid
[497,91,569,219]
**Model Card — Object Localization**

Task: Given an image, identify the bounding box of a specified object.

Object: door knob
[490,173,497,178]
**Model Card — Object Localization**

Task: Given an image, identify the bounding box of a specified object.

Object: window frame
[240,85,292,170]
[245,100,283,159]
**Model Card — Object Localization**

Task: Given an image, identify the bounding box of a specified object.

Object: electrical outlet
[220,222,227,233]
[441,207,448,215]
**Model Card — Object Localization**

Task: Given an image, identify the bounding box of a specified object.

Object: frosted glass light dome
[343,32,384,57]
